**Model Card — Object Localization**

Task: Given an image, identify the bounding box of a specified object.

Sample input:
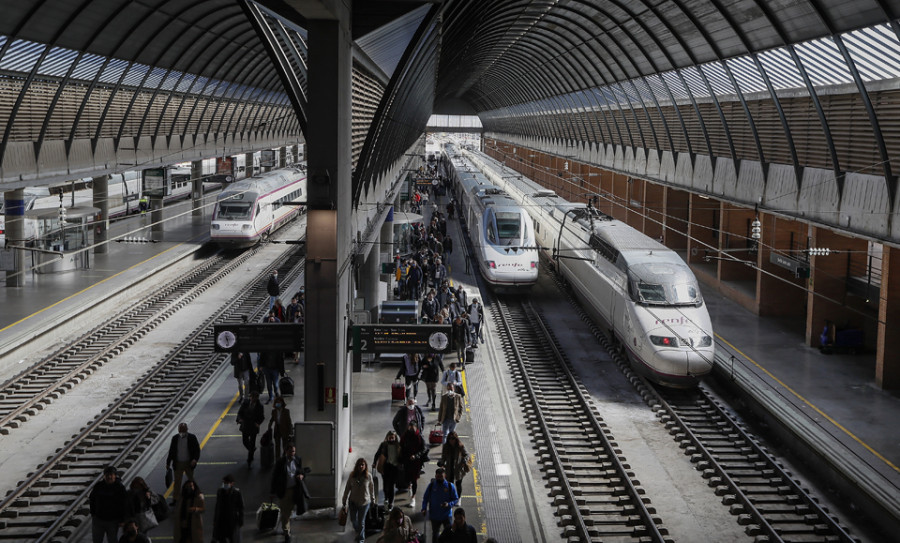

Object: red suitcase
[392,380,407,401]
[429,423,444,445]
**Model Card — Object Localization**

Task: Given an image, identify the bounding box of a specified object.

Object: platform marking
[717,335,900,474]
[164,391,241,499]
[461,366,487,533]
[0,235,203,333]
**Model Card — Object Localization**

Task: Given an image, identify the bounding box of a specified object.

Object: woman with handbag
[341,458,375,543]
[399,422,427,509]
[373,430,402,511]
[440,432,472,496]
[125,477,157,535]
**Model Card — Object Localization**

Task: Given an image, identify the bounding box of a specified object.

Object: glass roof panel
[700,61,738,95]
[37,47,78,78]
[794,39,852,86]
[756,48,804,90]
[0,39,45,72]
[721,57,766,95]
[71,53,104,80]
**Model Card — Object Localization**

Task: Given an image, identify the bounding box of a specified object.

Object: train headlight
[242,224,252,231]
[650,335,678,347]
[212,224,220,230]
[486,260,496,269]
[697,335,713,347]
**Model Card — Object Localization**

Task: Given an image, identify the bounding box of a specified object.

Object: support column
[191,160,203,218]
[304,3,353,509]
[4,189,25,287]
[92,175,109,254]
[279,146,287,169]
[877,246,900,389]
[362,229,382,311]
[245,152,254,177]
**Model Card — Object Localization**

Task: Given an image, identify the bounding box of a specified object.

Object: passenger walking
[438,384,464,443]
[466,299,483,344]
[173,480,204,543]
[407,261,423,300]
[90,465,128,543]
[379,507,415,543]
[420,468,459,542]
[440,432,472,496]
[443,235,453,258]
[258,351,282,403]
[420,353,443,410]
[125,477,155,536]
[272,298,286,322]
[212,474,244,543]
[373,431,403,511]
[270,444,310,543]
[392,397,425,437]
[266,270,280,313]
[236,391,265,467]
[438,507,477,543]
[268,395,293,460]
[166,423,200,502]
[118,520,150,543]
[341,458,376,543]
[399,422,428,509]
[451,315,470,367]
[421,291,439,322]
[440,363,462,392]
[395,353,421,400]
[230,351,252,402]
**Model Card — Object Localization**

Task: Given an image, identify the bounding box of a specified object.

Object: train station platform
[2,187,898,541]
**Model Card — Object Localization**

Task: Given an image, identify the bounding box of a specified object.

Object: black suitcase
[249,371,264,394]
[279,375,294,396]
[257,503,280,532]
[365,477,384,536]
[465,348,475,364]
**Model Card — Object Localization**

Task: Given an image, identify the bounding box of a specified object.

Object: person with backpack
[420,468,458,542]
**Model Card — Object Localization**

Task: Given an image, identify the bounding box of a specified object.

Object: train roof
[216,167,305,201]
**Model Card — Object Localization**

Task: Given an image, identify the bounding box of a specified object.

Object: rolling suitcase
[260,429,275,468]
[465,348,475,364]
[256,502,280,533]
[249,371,264,395]
[365,477,384,536]
[392,380,407,401]
[428,423,444,445]
[279,375,295,396]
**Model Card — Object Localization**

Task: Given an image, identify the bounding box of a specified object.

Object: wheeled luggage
[428,423,444,445]
[391,380,407,401]
[365,477,385,536]
[465,347,475,364]
[256,502,280,533]
[249,371,264,394]
[279,375,295,396]
[260,429,275,468]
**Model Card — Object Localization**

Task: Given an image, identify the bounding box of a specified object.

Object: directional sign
[213,323,303,352]
[352,324,452,354]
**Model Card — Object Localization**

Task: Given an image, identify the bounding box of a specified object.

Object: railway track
[0,247,254,435]
[0,247,306,542]
[492,295,671,543]
[548,269,859,542]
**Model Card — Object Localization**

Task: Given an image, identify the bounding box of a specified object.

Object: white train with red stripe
[465,149,714,388]
[210,167,306,248]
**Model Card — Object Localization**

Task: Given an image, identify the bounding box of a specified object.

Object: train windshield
[495,212,521,243]
[216,201,252,220]
[628,262,702,306]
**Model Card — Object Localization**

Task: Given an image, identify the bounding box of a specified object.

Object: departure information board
[352,324,452,354]
[213,323,303,352]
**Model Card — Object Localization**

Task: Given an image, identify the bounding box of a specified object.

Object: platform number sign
[352,324,452,354]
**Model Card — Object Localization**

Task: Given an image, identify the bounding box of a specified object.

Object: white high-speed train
[464,149,714,388]
[446,149,538,289]
[210,167,307,248]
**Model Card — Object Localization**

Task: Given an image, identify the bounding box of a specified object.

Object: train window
[589,234,619,263]
[486,221,497,243]
[496,212,521,241]
[217,202,251,220]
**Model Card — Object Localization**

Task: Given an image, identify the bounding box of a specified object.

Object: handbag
[138,507,159,532]
[338,506,348,527]
[376,453,386,475]
[150,492,169,521]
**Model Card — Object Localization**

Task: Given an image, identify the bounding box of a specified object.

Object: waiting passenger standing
[230,351,252,402]
[268,395,293,459]
[173,480,204,543]
[341,458,376,543]
[166,423,200,503]
[421,468,459,542]
[373,430,403,511]
[270,444,309,543]
[212,474,244,543]
[392,397,425,437]
[266,270,280,313]
[438,384,464,443]
[236,391,265,467]
[90,465,128,543]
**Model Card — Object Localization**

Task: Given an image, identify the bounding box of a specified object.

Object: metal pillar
[4,189,25,287]
[92,175,109,254]
[303,5,352,509]
[362,229,382,311]
[279,146,287,169]
[245,152,254,177]
[191,160,203,218]
[150,195,164,234]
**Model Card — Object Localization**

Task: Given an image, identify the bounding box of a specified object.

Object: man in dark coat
[213,474,244,543]
[266,270,280,313]
[166,422,201,502]
[270,444,310,542]
[438,507,478,543]
[90,465,128,543]
[237,391,266,467]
